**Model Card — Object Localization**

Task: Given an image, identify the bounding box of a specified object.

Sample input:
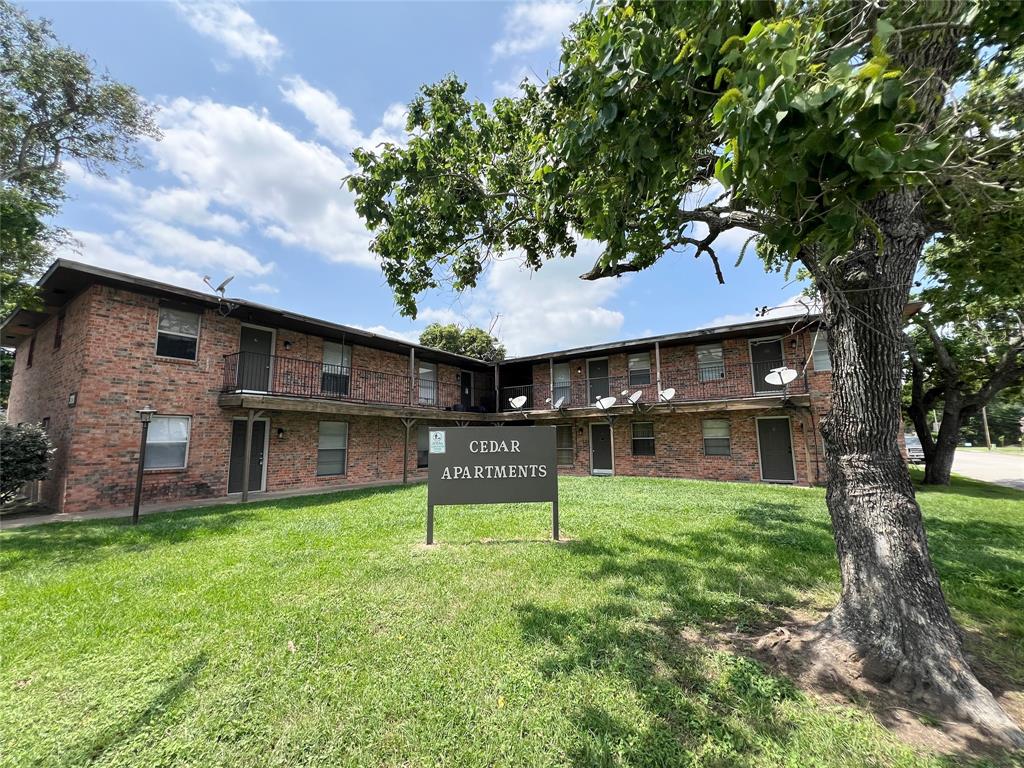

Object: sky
[29,0,807,356]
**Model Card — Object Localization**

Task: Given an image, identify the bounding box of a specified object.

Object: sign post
[426,426,558,544]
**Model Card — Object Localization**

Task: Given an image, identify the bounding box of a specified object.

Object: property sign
[426,426,558,543]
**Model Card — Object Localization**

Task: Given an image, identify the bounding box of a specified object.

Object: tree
[0,0,159,317]
[0,421,52,504]
[349,2,1024,742]
[419,322,506,361]
[905,247,1024,484]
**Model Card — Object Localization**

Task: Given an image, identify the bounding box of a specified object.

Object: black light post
[132,407,157,525]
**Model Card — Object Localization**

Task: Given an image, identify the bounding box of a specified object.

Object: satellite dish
[204,274,235,295]
[509,395,527,410]
[595,396,618,411]
[764,366,798,386]
[659,388,676,403]
[627,390,643,404]
[553,396,566,409]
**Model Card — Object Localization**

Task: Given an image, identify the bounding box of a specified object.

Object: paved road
[951,450,1024,490]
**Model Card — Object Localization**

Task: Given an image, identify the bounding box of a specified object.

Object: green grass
[2,474,1022,767]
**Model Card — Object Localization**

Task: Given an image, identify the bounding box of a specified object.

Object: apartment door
[750,338,785,394]
[460,370,473,409]
[238,326,274,391]
[552,362,571,406]
[228,419,267,493]
[590,423,613,475]
[587,359,610,403]
[757,417,795,483]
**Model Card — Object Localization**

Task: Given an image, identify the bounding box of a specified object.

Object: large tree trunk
[812,189,1022,745]
[921,400,962,485]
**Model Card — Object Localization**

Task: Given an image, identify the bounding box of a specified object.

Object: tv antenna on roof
[204,274,237,316]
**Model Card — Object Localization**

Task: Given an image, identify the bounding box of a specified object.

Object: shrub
[0,422,53,503]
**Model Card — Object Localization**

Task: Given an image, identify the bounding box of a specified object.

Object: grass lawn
[2,474,1022,767]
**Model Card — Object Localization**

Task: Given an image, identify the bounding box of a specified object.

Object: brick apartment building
[2,260,840,515]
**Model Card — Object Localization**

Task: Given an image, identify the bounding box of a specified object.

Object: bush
[1,422,53,504]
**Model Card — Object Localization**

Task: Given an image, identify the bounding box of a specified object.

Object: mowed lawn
[1,475,1022,767]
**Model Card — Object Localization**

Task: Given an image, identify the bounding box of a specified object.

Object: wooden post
[409,348,416,405]
[494,362,500,411]
[549,358,554,407]
[241,408,255,502]
[401,418,416,484]
[654,341,662,393]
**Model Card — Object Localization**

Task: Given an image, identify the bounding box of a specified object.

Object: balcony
[499,360,807,412]
[222,352,494,413]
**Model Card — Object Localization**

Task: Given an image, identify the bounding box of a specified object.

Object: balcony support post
[409,348,416,406]
[655,341,662,393]
[401,418,417,484]
[494,363,500,411]
[549,359,554,407]
[241,407,255,502]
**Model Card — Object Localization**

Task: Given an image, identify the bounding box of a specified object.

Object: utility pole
[981,406,992,450]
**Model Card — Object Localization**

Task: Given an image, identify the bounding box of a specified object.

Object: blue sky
[31,0,805,356]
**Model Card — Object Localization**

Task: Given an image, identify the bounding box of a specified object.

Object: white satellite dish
[627,390,643,405]
[764,366,798,386]
[553,396,566,409]
[659,388,676,403]
[595,396,618,410]
[509,395,527,410]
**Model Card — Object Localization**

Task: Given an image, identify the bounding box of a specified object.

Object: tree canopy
[419,322,506,361]
[0,0,159,317]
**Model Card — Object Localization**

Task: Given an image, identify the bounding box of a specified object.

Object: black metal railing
[499,360,806,411]
[222,352,494,412]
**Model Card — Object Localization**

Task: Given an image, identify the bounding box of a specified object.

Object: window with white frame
[321,341,352,396]
[556,424,574,466]
[696,343,725,381]
[417,426,431,468]
[552,363,571,404]
[702,419,731,456]
[317,421,348,476]
[418,362,437,405]
[144,415,191,469]
[631,421,655,456]
[628,352,652,386]
[812,331,832,371]
[156,307,200,360]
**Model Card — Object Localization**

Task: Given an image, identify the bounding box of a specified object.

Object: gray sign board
[426,426,558,543]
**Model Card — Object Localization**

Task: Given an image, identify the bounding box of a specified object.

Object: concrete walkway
[0,479,422,531]
[951,449,1024,491]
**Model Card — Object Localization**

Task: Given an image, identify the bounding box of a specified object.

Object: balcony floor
[218,392,496,421]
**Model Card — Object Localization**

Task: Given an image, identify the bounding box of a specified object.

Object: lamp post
[132,407,157,525]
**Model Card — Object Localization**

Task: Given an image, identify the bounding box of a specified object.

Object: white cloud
[139,188,248,235]
[492,66,542,99]
[492,1,580,58]
[59,230,210,292]
[351,324,421,345]
[280,76,406,151]
[249,282,279,295]
[703,293,816,328]
[63,161,138,201]
[151,97,374,266]
[130,220,273,277]
[174,0,282,70]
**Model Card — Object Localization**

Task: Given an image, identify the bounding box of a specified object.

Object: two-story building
[2,260,836,515]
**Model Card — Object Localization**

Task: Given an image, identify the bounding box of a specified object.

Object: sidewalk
[0,478,422,531]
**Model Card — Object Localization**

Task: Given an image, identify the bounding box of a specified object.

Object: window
[26,336,34,368]
[145,416,191,469]
[41,417,50,432]
[552,363,571,404]
[631,422,655,456]
[418,362,437,405]
[417,426,430,468]
[697,343,724,381]
[556,425,574,466]
[317,421,348,476]
[53,314,64,350]
[812,331,832,371]
[703,419,731,456]
[628,352,651,386]
[321,341,352,396]
[156,307,200,360]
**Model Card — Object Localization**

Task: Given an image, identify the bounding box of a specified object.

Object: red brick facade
[6,272,839,516]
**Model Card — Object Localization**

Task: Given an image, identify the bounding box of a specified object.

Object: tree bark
[811,189,1023,745]
[921,400,964,485]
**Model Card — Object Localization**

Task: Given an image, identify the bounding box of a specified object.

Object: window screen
[631,421,655,456]
[156,307,200,360]
[812,332,832,371]
[702,419,731,456]
[697,344,724,381]
[627,352,651,386]
[317,421,348,476]
[145,416,191,469]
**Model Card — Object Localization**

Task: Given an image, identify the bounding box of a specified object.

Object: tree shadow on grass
[59,653,208,768]
[516,499,1023,764]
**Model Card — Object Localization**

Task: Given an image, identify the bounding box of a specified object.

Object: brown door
[750,339,784,394]
[228,420,266,493]
[757,418,795,482]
